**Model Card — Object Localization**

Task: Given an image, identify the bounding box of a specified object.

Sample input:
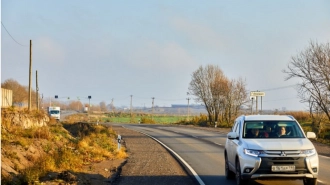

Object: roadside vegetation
[1,108,127,184]
[81,110,330,145]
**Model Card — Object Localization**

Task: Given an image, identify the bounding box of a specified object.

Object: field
[101,115,188,124]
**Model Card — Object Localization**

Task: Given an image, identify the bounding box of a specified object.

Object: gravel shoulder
[111,126,197,185]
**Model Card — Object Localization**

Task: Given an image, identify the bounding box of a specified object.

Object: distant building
[171,104,205,109]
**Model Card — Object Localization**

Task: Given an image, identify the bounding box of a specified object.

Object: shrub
[140,117,156,124]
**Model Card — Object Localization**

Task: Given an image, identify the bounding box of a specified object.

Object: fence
[1,88,13,108]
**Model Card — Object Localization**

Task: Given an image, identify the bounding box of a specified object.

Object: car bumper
[240,153,318,180]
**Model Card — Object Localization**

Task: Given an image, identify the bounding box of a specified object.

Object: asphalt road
[124,124,330,185]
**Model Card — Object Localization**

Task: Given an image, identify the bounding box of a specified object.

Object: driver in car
[276,126,286,137]
[246,128,263,138]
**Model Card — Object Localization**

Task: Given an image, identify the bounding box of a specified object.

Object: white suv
[224,115,319,185]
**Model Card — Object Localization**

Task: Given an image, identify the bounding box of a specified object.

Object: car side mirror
[227,132,239,140]
[306,132,316,139]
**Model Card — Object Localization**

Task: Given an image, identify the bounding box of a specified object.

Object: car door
[228,119,240,168]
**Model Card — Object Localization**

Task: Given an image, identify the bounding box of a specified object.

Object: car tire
[225,153,235,179]
[303,178,317,185]
[236,159,249,185]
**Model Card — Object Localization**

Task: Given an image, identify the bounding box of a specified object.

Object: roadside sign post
[250,91,265,114]
[117,135,122,150]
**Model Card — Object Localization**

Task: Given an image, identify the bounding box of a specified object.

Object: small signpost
[250,91,265,114]
[117,135,122,150]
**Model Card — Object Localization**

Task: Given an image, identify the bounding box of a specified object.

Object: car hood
[244,138,315,150]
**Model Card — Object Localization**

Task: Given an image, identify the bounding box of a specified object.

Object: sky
[1,0,330,111]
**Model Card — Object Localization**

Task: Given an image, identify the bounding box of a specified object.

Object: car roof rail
[286,115,295,120]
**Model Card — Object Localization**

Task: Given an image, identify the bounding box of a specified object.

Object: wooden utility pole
[187,97,190,120]
[28,40,32,111]
[36,70,39,111]
[130,95,133,117]
[151,97,155,120]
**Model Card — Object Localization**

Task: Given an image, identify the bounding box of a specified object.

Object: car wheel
[303,178,317,185]
[236,159,249,185]
[225,153,235,179]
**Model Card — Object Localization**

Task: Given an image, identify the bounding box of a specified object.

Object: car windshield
[243,120,305,138]
[50,110,60,114]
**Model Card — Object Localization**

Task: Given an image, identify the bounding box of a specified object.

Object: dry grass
[281,111,311,122]
[1,110,127,184]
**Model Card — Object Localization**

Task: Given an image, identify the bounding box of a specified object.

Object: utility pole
[88,96,91,122]
[151,97,155,120]
[28,40,32,111]
[251,97,254,114]
[130,95,133,117]
[186,97,190,121]
[111,98,114,112]
[36,70,39,111]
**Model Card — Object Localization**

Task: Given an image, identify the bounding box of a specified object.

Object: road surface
[122,124,330,185]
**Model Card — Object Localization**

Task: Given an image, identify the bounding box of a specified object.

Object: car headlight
[300,149,316,156]
[244,148,263,157]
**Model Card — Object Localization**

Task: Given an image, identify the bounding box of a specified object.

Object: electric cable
[1,21,28,47]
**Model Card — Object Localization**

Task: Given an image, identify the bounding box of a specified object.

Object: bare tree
[1,79,27,104]
[189,65,248,126]
[2,78,38,108]
[223,78,249,126]
[68,100,83,111]
[100,101,107,112]
[283,41,330,134]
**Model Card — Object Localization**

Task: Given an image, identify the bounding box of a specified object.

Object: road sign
[250,91,265,97]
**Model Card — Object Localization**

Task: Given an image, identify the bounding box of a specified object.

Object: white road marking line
[141,132,206,185]
[319,155,330,159]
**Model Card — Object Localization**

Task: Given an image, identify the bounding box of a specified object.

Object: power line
[1,22,28,47]
[263,97,298,102]
[258,85,296,92]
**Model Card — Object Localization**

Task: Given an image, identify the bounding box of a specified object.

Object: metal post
[251,97,254,114]
[256,96,258,114]
[261,96,263,114]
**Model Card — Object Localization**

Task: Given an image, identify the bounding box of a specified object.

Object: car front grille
[255,151,309,174]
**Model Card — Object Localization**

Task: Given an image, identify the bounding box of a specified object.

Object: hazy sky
[1,1,330,111]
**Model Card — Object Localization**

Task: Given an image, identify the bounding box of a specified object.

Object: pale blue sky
[1,0,330,110]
